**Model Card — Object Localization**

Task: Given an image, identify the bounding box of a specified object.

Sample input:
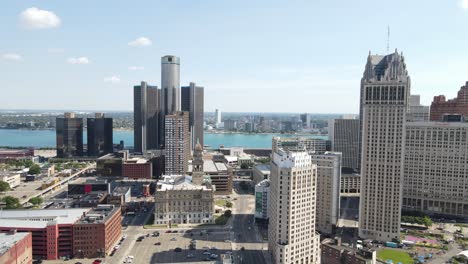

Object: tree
[29,197,43,206]
[1,196,22,209]
[240,163,249,169]
[0,181,10,192]
[224,210,232,218]
[225,201,233,208]
[28,164,41,175]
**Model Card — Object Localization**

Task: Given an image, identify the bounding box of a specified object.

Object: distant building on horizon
[181,82,204,149]
[430,81,468,121]
[87,113,113,157]
[164,111,190,175]
[56,112,83,158]
[359,50,410,241]
[133,81,160,153]
[215,109,222,128]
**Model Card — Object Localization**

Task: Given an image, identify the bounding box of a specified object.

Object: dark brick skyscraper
[181,82,204,149]
[56,112,83,158]
[87,113,113,157]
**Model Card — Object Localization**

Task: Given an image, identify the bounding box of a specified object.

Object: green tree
[422,216,433,227]
[28,197,43,206]
[224,210,232,218]
[225,201,233,208]
[240,163,249,169]
[0,181,10,192]
[1,196,22,209]
[28,164,41,175]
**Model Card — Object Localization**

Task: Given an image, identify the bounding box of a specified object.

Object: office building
[72,205,122,258]
[321,238,376,264]
[430,81,468,121]
[165,112,190,175]
[134,81,160,153]
[359,50,410,241]
[407,95,430,122]
[154,175,215,225]
[268,148,321,264]
[123,157,153,179]
[161,55,180,116]
[341,172,361,195]
[68,179,110,196]
[215,109,222,127]
[0,148,35,163]
[403,120,468,217]
[56,112,83,158]
[0,172,21,188]
[255,179,270,220]
[272,136,330,154]
[253,164,271,184]
[96,151,127,176]
[87,113,113,157]
[311,152,342,235]
[0,231,33,264]
[300,113,311,128]
[329,118,360,171]
[224,119,238,131]
[181,82,204,149]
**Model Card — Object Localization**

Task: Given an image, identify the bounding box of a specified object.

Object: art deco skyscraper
[56,112,83,158]
[181,82,204,149]
[268,147,321,263]
[134,81,160,153]
[164,112,190,175]
[87,113,113,157]
[359,50,410,241]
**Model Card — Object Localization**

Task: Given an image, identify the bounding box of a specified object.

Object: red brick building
[430,81,468,121]
[321,238,376,264]
[0,206,121,260]
[0,231,33,264]
[123,158,153,179]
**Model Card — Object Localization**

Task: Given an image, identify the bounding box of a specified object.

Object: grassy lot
[215,214,229,225]
[377,249,413,264]
[215,199,227,207]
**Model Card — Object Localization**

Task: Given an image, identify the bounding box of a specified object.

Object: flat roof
[0,208,90,226]
[112,186,131,196]
[0,232,30,255]
[76,205,119,225]
[157,175,211,191]
[254,164,271,173]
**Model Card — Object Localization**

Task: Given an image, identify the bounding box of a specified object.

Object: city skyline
[1,1,468,113]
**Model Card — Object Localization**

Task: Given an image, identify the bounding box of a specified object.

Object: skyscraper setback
[181,82,204,149]
[359,50,410,241]
[133,81,160,153]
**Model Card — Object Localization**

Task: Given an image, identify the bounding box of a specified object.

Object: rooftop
[187,160,229,174]
[157,175,212,192]
[124,157,149,164]
[0,232,30,256]
[0,208,90,228]
[254,164,271,173]
[112,186,131,196]
[76,204,119,225]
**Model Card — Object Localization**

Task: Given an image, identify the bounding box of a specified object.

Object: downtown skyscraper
[164,111,190,175]
[359,50,410,241]
[134,81,160,153]
[56,112,83,158]
[181,82,204,149]
[87,113,113,157]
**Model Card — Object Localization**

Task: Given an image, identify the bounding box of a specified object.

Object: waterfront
[0,129,327,149]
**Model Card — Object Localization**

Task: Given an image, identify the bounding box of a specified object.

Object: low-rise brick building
[0,231,33,264]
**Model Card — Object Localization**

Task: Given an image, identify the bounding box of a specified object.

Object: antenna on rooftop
[387,26,390,53]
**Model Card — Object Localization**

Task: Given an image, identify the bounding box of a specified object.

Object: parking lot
[126,230,232,263]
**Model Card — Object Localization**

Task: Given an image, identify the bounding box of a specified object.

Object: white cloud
[128,37,152,47]
[2,53,23,61]
[19,7,61,29]
[47,48,65,53]
[67,57,90,65]
[128,66,144,71]
[104,76,121,84]
[462,0,468,9]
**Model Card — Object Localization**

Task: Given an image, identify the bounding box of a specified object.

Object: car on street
[210,254,218,259]
[174,247,182,252]
[170,237,177,241]
[203,251,211,255]
[186,254,194,258]
[165,230,171,233]
[154,242,161,246]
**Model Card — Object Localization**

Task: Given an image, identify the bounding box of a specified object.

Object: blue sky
[1,0,468,114]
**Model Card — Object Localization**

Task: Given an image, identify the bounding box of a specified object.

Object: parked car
[174,247,182,252]
[154,242,161,246]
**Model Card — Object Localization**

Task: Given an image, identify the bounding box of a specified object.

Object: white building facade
[268,149,320,264]
[359,50,410,241]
